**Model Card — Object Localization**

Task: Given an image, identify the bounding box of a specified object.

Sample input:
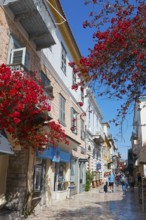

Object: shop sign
[52,149,60,162]
[37,146,70,163]
[96,163,101,171]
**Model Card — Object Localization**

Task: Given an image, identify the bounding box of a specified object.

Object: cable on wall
[47,0,66,25]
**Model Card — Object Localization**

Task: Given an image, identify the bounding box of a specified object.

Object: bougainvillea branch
[0,64,68,151]
[70,0,146,124]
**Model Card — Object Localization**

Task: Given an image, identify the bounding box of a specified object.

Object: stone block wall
[6,149,29,210]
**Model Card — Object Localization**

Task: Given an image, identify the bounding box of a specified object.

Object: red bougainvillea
[77,101,84,107]
[0,64,68,151]
[70,0,146,124]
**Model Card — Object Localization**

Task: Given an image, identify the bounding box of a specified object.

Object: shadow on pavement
[28,188,146,220]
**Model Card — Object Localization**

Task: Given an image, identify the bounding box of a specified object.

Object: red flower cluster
[0,64,68,151]
[77,102,84,107]
[71,0,146,124]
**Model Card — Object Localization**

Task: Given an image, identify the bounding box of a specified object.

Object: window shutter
[62,98,65,123]
[59,95,65,124]
[10,47,26,66]
[71,107,73,128]
[59,95,62,121]
[71,108,77,134]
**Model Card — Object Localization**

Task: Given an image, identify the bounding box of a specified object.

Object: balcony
[30,110,52,126]
[131,132,138,142]
[3,0,55,50]
[107,133,113,141]
[93,134,104,144]
[107,155,113,164]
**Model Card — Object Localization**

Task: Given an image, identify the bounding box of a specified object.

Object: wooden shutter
[59,95,65,124]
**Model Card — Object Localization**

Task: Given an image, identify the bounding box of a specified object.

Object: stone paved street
[27,186,146,220]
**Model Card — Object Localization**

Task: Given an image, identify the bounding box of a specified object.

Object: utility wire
[47,0,66,25]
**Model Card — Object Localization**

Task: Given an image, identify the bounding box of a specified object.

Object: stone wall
[6,149,29,210]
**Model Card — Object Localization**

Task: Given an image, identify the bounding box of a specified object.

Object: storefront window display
[54,162,67,191]
[70,159,78,184]
[79,162,86,192]
[33,161,46,192]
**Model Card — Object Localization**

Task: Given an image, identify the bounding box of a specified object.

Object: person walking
[120,175,127,195]
[103,173,109,193]
[103,181,108,193]
[128,175,135,192]
[108,172,115,192]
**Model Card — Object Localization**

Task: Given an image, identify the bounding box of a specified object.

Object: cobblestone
[27,186,146,220]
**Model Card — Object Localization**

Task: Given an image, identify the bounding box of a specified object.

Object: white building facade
[131,96,146,176]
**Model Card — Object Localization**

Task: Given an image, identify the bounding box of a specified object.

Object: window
[80,119,85,140]
[93,112,95,130]
[59,94,66,125]
[41,71,51,87]
[54,162,67,191]
[33,165,42,192]
[61,43,67,74]
[72,71,77,86]
[71,108,78,134]
[81,87,84,103]
[88,104,91,127]
[93,149,96,159]
[33,162,46,192]
[8,35,29,70]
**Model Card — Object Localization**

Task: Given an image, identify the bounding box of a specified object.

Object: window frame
[71,107,78,135]
[41,71,51,88]
[8,35,29,69]
[72,71,77,86]
[81,88,84,103]
[61,43,67,74]
[59,94,66,126]
[80,118,85,140]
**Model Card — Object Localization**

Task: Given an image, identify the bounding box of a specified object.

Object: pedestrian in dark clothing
[137,173,142,184]
[121,175,127,194]
[103,181,108,193]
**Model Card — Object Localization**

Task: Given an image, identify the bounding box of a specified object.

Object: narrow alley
[28,185,146,220]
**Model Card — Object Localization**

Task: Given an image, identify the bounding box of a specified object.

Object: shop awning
[37,147,70,163]
[0,134,14,155]
[36,147,54,160]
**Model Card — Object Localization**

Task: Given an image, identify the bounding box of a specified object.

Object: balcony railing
[93,134,104,144]
[8,63,28,72]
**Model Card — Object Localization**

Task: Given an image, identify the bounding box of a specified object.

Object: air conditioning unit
[10,47,28,71]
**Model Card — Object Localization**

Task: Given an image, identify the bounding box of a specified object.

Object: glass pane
[34,166,42,192]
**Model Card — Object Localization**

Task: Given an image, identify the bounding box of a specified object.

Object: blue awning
[96,163,101,171]
[37,147,54,159]
[37,147,70,163]
[0,135,14,155]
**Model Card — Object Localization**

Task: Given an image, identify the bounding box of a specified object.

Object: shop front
[33,158,46,207]
[96,163,102,186]
[79,159,87,193]
[37,146,71,201]
[70,157,78,195]
[0,134,14,207]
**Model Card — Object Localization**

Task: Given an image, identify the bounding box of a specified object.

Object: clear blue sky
[60,0,133,159]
